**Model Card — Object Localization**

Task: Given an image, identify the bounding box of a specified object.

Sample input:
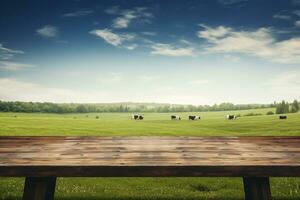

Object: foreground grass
[0,109,300,199]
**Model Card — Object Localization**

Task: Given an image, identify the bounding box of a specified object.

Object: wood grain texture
[1,136,300,177]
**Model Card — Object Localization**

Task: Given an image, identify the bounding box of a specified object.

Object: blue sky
[1,0,300,105]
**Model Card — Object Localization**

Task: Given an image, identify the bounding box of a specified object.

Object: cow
[279,115,287,120]
[189,115,200,120]
[171,115,181,120]
[132,114,144,120]
[226,115,236,120]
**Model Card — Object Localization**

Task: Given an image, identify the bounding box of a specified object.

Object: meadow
[0,108,300,199]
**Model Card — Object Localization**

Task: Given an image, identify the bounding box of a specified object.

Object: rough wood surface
[0,136,300,177]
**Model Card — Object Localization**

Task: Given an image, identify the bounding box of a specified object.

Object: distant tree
[276,100,290,114]
[76,105,88,113]
[291,100,299,113]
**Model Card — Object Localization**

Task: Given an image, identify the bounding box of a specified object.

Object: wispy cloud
[90,29,134,46]
[273,14,291,20]
[197,25,300,64]
[0,61,34,71]
[36,25,58,38]
[62,10,94,17]
[142,32,157,36]
[217,0,247,5]
[125,44,138,50]
[295,20,300,27]
[105,6,153,29]
[0,43,24,60]
[151,43,195,57]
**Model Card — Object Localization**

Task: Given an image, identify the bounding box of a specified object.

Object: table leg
[22,177,56,200]
[243,177,271,200]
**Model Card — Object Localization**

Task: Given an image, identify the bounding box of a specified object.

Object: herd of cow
[131,114,288,120]
[131,114,238,120]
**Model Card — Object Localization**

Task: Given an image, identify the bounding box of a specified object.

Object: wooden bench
[0,136,300,200]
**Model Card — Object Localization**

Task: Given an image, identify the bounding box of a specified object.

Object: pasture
[0,108,300,199]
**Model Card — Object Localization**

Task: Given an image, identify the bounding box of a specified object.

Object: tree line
[0,100,279,113]
[275,100,299,114]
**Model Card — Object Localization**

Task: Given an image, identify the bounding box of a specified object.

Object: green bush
[266,111,274,115]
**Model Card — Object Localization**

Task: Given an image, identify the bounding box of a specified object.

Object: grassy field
[0,108,300,199]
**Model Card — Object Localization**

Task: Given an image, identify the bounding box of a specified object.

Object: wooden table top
[1,136,300,177]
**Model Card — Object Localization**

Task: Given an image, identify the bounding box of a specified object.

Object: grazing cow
[226,115,236,120]
[132,114,144,120]
[171,115,181,120]
[279,115,287,120]
[189,115,200,120]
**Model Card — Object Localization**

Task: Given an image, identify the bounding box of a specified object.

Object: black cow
[132,114,144,120]
[171,115,181,120]
[226,115,236,120]
[189,115,200,120]
[279,115,287,120]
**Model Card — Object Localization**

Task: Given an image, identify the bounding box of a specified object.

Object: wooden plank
[22,177,56,200]
[243,177,271,200]
[0,136,300,177]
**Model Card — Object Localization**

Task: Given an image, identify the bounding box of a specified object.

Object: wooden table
[1,136,300,200]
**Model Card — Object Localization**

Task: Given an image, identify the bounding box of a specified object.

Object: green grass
[0,109,300,199]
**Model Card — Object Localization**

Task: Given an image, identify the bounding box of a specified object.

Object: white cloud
[62,10,94,17]
[113,17,132,29]
[125,44,138,50]
[90,29,134,46]
[36,25,58,38]
[273,14,291,20]
[295,20,300,28]
[188,80,209,85]
[197,25,232,42]
[106,7,153,29]
[0,61,34,71]
[0,43,24,60]
[198,25,300,64]
[151,43,195,57]
[218,0,247,5]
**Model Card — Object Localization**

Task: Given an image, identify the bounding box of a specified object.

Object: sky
[0,0,300,105]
